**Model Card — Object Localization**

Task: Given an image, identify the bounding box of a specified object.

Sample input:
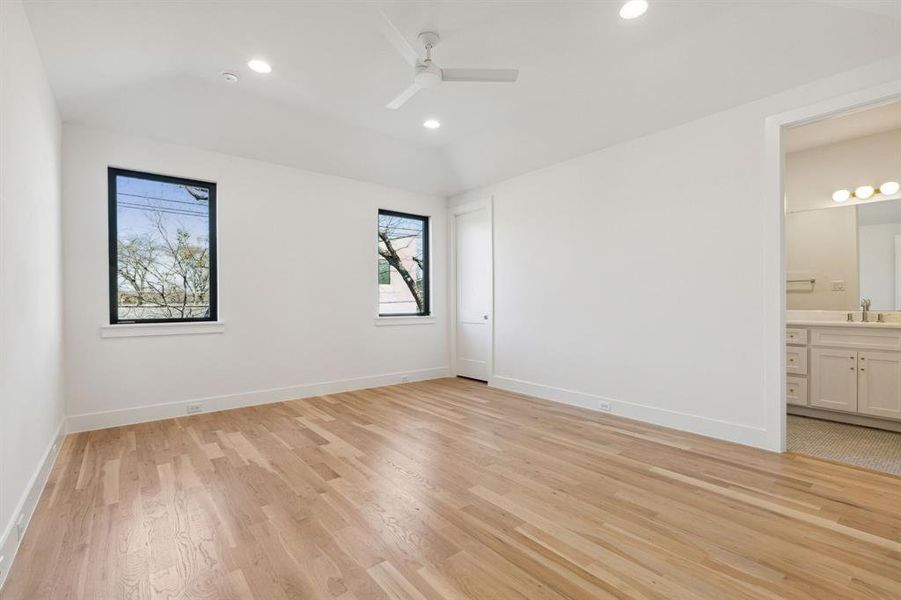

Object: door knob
[483,315,489,320]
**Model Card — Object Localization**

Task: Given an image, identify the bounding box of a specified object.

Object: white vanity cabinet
[785,327,809,406]
[809,348,858,412]
[790,324,901,426]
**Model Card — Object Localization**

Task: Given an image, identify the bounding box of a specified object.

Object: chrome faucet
[861,298,872,322]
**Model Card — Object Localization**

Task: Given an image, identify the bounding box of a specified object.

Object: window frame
[377,208,430,317]
[107,167,219,325]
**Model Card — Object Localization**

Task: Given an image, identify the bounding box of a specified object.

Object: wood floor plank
[3,378,900,599]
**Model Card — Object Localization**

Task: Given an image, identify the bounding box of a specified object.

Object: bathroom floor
[788,415,901,476]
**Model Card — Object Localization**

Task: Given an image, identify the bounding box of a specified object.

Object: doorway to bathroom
[780,99,901,474]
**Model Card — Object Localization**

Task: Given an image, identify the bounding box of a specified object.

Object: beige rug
[788,415,901,476]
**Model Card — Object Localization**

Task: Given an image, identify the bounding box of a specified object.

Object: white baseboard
[490,375,769,449]
[0,419,66,590]
[66,367,451,433]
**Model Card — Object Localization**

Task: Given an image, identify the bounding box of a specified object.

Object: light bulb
[248,59,272,74]
[880,181,900,196]
[832,189,850,203]
[855,185,875,200]
[620,0,649,19]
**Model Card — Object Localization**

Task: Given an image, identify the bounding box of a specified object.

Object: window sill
[100,321,226,338]
[374,316,435,326]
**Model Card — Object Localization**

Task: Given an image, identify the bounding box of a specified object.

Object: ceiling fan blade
[386,83,422,110]
[375,8,420,67]
[441,68,519,83]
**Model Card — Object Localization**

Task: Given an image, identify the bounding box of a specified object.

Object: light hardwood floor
[3,378,900,599]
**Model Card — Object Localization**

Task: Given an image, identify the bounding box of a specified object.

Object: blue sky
[116,175,209,242]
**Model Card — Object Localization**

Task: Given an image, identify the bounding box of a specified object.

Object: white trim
[491,375,769,449]
[66,367,450,433]
[0,419,66,590]
[374,316,435,326]
[764,82,901,453]
[448,196,495,381]
[100,321,226,338]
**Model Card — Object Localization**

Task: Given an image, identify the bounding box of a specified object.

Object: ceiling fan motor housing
[414,61,442,89]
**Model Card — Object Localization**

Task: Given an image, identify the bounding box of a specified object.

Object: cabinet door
[858,351,901,420]
[810,348,858,412]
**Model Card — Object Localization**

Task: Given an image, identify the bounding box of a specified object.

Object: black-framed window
[378,209,429,316]
[108,168,218,324]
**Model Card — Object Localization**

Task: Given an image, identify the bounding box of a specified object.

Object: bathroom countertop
[786,319,901,329]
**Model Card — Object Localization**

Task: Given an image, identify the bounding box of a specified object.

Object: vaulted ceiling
[23,0,901,196]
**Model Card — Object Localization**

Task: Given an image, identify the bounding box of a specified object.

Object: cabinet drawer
[810,327,901,351]
[786,376,808,406]
[786,327,808,346]
[786,346,808,375]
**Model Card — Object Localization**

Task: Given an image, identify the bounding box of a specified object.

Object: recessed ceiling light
[880,181,900,196]
[423,119,441,129]
[221,72,239,83]
[620,0,649,19]
[832,189,850,203]
[248,59,272,74]
[855,185,875,200]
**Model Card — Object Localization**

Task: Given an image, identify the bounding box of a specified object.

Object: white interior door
[455,207,491,381]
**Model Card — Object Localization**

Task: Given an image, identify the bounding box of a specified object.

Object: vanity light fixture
[832,181,900,203]
[620,0,649,19]
[881,181,900,196]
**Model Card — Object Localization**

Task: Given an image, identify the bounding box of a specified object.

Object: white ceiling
[784,101,901,153]
[22,0,901,196]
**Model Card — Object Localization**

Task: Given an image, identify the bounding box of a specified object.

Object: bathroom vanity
[786,310,901,431]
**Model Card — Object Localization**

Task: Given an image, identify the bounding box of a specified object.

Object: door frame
[765,81,901,452]
[448,196,495,382]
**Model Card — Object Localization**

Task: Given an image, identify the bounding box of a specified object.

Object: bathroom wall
[785,127,901,213]
[785,207,859,310]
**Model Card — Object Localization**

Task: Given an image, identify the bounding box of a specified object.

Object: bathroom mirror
[787,197,901,311]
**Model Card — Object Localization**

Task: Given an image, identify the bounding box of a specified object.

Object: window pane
[378,211,428,315]
[378,258,391,285]
[113,171,215,322]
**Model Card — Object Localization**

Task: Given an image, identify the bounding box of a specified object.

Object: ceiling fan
[376,10,520,110]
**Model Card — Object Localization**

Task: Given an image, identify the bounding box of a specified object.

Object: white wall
[63,126,448,430]
[785,207,859,310]
[451,57,901,450]
[785,128,901,213]
[0,0,65,585]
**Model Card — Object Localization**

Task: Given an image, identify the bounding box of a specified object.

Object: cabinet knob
[850,367,855,370]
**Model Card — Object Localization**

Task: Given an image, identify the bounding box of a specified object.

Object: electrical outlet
[597,400,612,412]
[831,280,845,291]
[186,403,203,415]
